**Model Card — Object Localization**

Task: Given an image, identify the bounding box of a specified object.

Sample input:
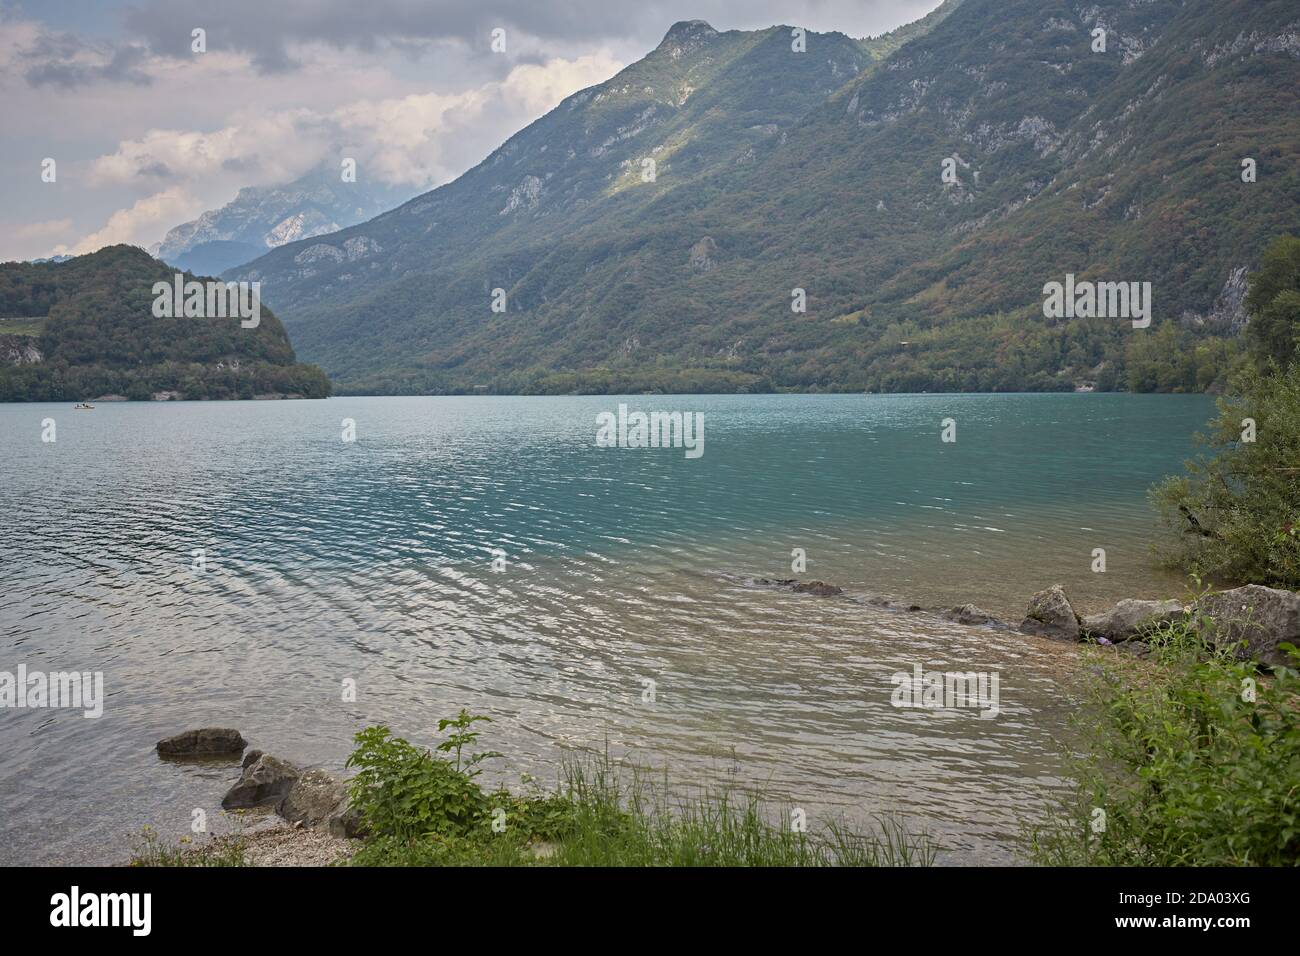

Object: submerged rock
[156,728,247,757]
[752,578,844,597]
[222,754,301,809]
[1195,585,1300,669]
[1019,585,1081,642]
[1081,599,1185,643]
[865,596,925,612]
[943,604,1002,627]
[791,580,844,597]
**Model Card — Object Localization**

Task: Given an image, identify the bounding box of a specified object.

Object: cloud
[14,218,74,243]
[332,53,622,185]
[0,2,942,261]
[117,0,942,74]
[57,187,203,254]
[37,50,618,258]
[87,111,322,188]
[22,39,152,88]
[0,17,154,89]
[87,53,622,194]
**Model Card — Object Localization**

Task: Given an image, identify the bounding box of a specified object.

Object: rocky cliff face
[0,334,42,365]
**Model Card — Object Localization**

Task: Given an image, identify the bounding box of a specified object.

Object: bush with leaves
[1151,235,1300,588]
[345,723,492,841]
[1244,234,1300,369]
[1151,364,1300,588]
[1032,612,1300,866]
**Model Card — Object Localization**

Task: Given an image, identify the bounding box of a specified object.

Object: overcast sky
[0,0,942,261]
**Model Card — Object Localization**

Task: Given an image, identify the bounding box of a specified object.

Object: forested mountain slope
[0,246,330,401]
[235,0,1300,394]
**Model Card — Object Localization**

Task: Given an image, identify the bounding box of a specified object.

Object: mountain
[170,239,266,276]
[231,20,881,390]
[0,246,330,401]
[159,162,413,275]
[234,0,1300,395]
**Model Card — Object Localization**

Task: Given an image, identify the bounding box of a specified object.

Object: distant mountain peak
[660,20,719,46]
[156,160,413,274]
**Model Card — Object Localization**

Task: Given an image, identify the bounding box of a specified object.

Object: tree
[1151,236,1300,588]
[1244,234,1300,368]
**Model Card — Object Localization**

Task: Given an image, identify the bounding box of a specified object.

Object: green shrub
[1244,235,1300,369]
[1032,613,1300,866]
[1150,363,1300,588]
[345,724,492,841]
[342,721,934,867]
[1152,235,1300,587]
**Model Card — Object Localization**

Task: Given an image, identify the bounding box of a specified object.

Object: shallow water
[0,392,1215,864]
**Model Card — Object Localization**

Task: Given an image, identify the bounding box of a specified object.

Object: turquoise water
[0,392,1215,864]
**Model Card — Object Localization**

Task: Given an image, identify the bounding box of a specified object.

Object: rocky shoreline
[749,577,1300,670]
[149,729,365,867]
[140,577,1299,866]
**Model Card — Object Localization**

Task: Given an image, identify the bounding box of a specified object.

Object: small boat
[74,402,94,410]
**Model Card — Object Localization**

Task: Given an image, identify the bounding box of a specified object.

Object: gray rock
[222,754,301,809]
[326,803,366,839]
[1195,585,1300,669]
[865,596,924,612]
[753,578,843,597]
[278,769,349,828]
[1019,585,1081,641]
[156,728,246,757]
[791,580,843,597]
[1081,599,1185,642]
[944,603,1001,626]
[242,749,263,769]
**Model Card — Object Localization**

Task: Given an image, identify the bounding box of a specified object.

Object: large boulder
[1081,599,1185,643]
[1019,585,1081,642]
[222,754,301,809]
[278,769,349,827]
[1195,585,1300,669]
[156,728,246,757]
[276,768,365,837]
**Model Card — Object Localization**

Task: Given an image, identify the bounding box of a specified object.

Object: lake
[0,392,1216,864]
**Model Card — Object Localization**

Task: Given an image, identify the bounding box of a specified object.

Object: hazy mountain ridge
[234,0,1300,394]
[159,163,413,274]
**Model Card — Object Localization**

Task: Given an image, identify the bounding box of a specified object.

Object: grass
[344,719,935,868]
[128,825,247,867]
[0,316,45,336]
[127,729,934,869]
[532,754,933,867]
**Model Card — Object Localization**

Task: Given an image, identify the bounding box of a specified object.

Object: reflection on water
[0,393,1214,864]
